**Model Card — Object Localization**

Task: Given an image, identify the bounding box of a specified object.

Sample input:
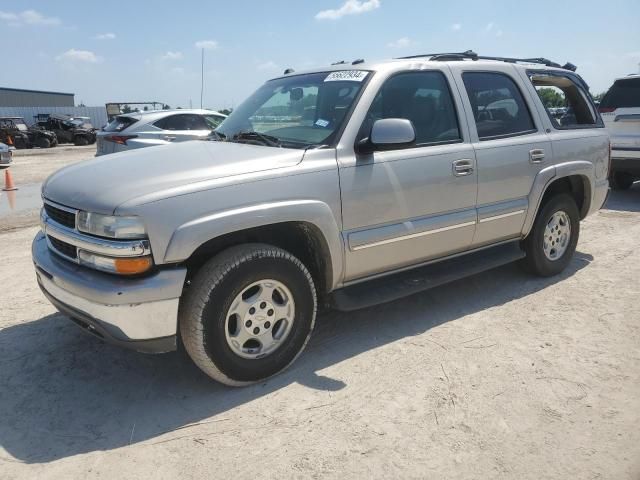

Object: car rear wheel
[610,172,634,191]
[35,137,50,148]
[179,244,317,386]
[522,194,580,277]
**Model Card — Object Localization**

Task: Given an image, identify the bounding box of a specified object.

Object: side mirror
[357,118,415,154]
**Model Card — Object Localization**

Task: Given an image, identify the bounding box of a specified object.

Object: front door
[338,69,478,281]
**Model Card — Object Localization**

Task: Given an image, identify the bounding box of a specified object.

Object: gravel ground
[7,145,96,185]
[0,145,95,233]
[0,186,639,479]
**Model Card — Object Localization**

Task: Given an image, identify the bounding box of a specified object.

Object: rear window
[104,116,138,132]
[530,73,597,128]
[600,78,640,109]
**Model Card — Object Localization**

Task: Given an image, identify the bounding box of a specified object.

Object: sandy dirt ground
[7,145,96,185]
[0,146,95,233]
[1,187,639,479]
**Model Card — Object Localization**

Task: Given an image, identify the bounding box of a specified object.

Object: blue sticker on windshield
[315,119,330,128]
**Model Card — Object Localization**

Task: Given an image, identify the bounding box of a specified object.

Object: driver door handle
[452,159,474,176]
[530,149,545,163]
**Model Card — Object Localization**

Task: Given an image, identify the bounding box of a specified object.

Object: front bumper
[32,231,187,353]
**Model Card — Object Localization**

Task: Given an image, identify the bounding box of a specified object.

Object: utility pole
[200,48,204,109]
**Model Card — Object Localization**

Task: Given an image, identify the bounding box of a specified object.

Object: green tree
[536,88,565,108]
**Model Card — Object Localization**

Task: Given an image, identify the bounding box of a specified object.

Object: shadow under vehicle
[35,114,97,146]
[0,116,57,149]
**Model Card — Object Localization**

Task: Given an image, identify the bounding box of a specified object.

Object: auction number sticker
[324,70,369,82]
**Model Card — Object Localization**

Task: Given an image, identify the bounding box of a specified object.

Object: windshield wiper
[208,130,227,141]
[232,131,281,147]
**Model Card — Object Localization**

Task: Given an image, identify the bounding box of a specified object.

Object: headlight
[78,251,153,275]
[77,212,146,239]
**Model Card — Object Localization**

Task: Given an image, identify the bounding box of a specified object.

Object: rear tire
[610,172,634,191]
[74,136,89,146]
[35,137,50,148]
[179,244,317,386]
[522,194,580,277]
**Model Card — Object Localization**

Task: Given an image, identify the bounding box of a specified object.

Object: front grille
[44,203,76,229]
[48,235,78,260]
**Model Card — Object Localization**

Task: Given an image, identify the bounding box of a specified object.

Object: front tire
[74,136,89,146]
[179,244,317,386]
[522,194,580,277]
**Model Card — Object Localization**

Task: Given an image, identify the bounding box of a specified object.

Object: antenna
[200,48,204,109]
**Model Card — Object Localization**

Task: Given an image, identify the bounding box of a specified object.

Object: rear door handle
[452,159,474,176]
[530,149,545,163]
[164,135,177,141]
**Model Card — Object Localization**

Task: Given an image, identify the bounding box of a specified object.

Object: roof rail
[398,50,478,60]
[396,50,577,72]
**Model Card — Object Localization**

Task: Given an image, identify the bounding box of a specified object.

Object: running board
[329,241,525,312]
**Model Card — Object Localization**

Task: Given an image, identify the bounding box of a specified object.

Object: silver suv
[33,52,610,385]
[599,74,640,189]
[96,109,227,156]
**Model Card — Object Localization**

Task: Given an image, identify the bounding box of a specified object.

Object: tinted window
[600,78,640,109]
[155,114,209,130]
[204,114,225,129]
[462,72,535,140]
[530,73,596,128]
[104,116,138,133]
[362,71,461,145]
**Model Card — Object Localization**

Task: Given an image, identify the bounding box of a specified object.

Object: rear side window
[104,116,138,133]
[362,70,461,146]
[155,114,209,130]
[462,72,536,140]
[530,73,597,128]
[204,114,225,129]
[600,78,640,109]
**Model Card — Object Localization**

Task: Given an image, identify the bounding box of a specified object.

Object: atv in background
[35,114,96,146]
[0,117,57,149]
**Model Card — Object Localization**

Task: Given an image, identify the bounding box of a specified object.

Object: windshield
[14,120,28,131]
[600,78,640,109]
[216,70,369,148]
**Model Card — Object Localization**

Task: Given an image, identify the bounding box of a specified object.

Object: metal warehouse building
[0,87,75,107]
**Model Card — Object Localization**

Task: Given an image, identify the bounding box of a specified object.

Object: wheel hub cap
[224,279,295,359]
[543,210,571,261]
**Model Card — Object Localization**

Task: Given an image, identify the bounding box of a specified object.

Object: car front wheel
[179,244,317,386]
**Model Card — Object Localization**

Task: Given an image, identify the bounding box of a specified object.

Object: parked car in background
[0,117,57,149]
[35,114,97,146]
[95,109,227,156]
[599,74,640,189]
[34,52,609,386]
[0,142,12,169]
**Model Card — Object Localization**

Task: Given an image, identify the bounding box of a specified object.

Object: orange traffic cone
[3,169,17,191]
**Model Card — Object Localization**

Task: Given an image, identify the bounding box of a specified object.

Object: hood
[43,140,305,214]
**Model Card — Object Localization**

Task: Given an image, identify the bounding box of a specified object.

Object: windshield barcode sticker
[324,71,368,82]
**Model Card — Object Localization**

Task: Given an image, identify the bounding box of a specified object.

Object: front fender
[522,160,595,237]
[163,199,344,289]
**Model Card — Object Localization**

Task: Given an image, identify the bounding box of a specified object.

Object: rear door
[451,65,551,246]
[599,77,640,155]
[153,114,212,142]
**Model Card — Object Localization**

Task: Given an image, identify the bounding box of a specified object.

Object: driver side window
[361,71,462,146]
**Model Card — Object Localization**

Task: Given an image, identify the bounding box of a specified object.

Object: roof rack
[397,50,577,72]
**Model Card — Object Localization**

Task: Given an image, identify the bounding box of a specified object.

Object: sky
[2,0,640,110]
